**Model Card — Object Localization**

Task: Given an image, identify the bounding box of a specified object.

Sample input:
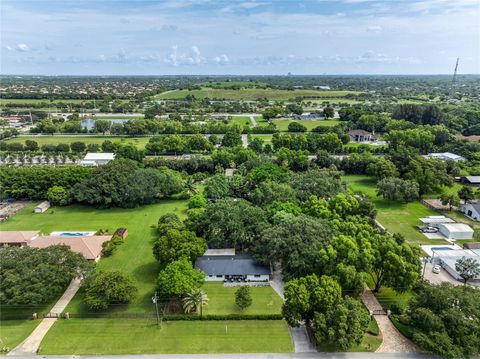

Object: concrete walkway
[241,134,249,148]
[270,267,316,353]
[361,289,420,353]
[249,115,258,127]
[8,278,82,356]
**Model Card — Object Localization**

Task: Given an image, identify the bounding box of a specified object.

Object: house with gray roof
[195,254,271,282]
[460,203,480,222]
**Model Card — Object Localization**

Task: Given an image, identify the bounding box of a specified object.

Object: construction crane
[452,57,459,85]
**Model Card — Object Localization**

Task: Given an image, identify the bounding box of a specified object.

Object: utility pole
[152,291,160,327]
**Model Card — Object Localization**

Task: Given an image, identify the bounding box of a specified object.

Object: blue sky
[1,0,479,75]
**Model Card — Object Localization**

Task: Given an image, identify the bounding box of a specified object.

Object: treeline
[0,159,184,207]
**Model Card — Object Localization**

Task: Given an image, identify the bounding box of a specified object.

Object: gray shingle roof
[195,255,271,276]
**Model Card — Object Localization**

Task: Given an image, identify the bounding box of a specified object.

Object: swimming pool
[50,231,96,237]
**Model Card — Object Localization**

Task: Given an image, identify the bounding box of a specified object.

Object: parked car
[421,226,438,233]
[432,265,441,274]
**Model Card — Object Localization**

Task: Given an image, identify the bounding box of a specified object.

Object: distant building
[80,152,115,166]
[195,254,271,282]
[459,176,480,186]
[426,152,466,162]
[438,223,474,240]
[0,231,40,247]
[419,216,455,225]
[313,85,331,90]
[348,129,378,143]
[294,112,324,120]
[34,201,50,213]
[431,248,480,283]
[460,203,480,222]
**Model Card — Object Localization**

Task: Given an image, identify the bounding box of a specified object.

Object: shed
[80,152,115,166]
[419,216,455,225]
[34,201,50,213]
[114,227,128,239]
[438,223,474,240]
[460,176,480,185]
[460,203,480,222]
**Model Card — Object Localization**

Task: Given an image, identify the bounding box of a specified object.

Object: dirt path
[361,289,420,353]
[8,278,82,356]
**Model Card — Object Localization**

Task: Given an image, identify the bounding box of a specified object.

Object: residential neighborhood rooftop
[195,254,271,276]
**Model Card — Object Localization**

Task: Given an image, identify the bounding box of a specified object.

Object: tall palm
[184,177,198,195]
[182,288,208,318]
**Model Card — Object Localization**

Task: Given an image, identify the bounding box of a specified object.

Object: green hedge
[163,314,284,321]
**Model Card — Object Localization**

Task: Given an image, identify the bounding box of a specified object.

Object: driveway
[361,290,420,353]
[422,262,461,286]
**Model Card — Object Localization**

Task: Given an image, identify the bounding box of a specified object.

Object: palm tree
[182,288,208,318]
[184,177,198,195]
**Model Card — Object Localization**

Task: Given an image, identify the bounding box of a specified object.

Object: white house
[426,152,466,162]
[460,203,480,222]
[80,152,115,166]
[34,201,50,213]
[438,223,474,240]
[195,254,271,282]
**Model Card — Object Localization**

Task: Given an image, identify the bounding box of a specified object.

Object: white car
[432,265,441,274]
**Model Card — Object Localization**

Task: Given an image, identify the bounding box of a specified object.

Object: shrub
[235,286,252,310]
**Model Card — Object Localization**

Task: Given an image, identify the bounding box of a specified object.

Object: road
[9,353,440,359]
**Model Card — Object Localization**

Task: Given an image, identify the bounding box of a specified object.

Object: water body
[81,118,129,131]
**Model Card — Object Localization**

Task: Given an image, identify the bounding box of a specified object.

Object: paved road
[8,278,82,356]
[361,290,420,353]
[9,353,440,359]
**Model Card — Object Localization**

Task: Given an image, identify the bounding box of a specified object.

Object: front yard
[39,319,293,354]
[202,283,283,315]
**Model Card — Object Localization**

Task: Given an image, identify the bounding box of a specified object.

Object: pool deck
[49,231,96,236]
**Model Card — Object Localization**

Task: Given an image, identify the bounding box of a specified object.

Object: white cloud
[366,25,383,32]
[16,43,29,52]
[214,54,229,64]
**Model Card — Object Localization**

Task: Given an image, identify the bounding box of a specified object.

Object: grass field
[4,136,151,149]
[157,88,360,101]
[273,119,340,131]
[250,134,273,144]
[229,116,252,127]
[202,283,283,315]
[343,175,448,245]
[39,319,293,354]
[0,320,40,352]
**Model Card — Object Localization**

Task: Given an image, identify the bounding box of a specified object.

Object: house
[438,223,474,240]
[460,203,480,222]
[29,235,112,261]
[426,152,466,162]
[294,112,324,120]
[34,201,50,213]
[431,248,480,283]
[459,176,480,186]
[0,231,40,247]
[348,129,378,143]
[80,152,115,166]
[195,254,271,282]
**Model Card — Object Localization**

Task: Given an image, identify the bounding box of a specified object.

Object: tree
[84,271,137,311]
[156,259,205,299]
[70,141,86,153]
[288,122,307,133]
[376,177,419,202]
[248,137,264,153]
[455,256,480,285]
[235,286,252,310]
[204,174,230,200]
[0,246,91,305]
[222,127,242,147]
[312,296,370,350]
[152,229,207,268]
[94,119,111,134]
[323,106,335,118]
[46,185,70,206]
[440,193,460,211]
[158,213,185,235]
[183,288,208,318]
[24,140,39,151]
[366,158,399,180]
[458,186,475,203]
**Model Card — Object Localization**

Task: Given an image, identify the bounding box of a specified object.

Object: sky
[1,0,479,75]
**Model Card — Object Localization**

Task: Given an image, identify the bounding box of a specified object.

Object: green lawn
[3,136,151,149]
[0,200,188,315]
[39,319,293,354]
[250,134,273,144]
[229,116,252,127]
[0,320,40,351]
[273,119,340,132]
[0,98,87,105]
[157,88,360,101]
[343,175,448,245]
[202,283,283,315]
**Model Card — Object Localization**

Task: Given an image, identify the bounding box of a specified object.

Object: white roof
[439,223,474,233]
[427,152,465,161]
[83,152,115,161]
[205,248,236,256]
[419,216,455,224]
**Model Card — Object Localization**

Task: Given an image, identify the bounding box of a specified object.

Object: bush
[46,185,70,206]
[162,314,283,321]
[84,271,137,311]
[235,286,252,310]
